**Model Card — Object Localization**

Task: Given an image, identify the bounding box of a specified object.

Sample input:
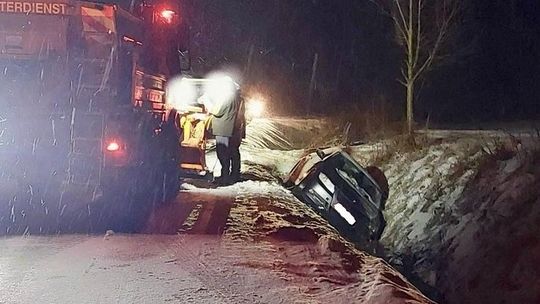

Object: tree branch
[400,67,408,81]
[413,0,423,68]
[413,0,459,81]
[395,0,411,49]
[393,17,409,48]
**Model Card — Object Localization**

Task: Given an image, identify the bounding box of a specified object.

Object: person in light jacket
[210,88,246,185]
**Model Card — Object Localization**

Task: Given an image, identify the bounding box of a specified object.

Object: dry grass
[481,136,520,161]
[455,131,540,187]
[331,103,402,144]
[306,101,402,149]
[370,133,433,167]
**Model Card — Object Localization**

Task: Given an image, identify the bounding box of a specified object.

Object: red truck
[0,0,182,234]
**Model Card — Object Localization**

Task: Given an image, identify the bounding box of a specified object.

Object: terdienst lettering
[0,1,67,15]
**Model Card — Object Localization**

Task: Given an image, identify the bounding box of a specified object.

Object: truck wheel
[158,112,181,203]
[154,159,179,204]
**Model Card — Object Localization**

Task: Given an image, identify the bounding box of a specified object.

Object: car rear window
[328,154,383,208]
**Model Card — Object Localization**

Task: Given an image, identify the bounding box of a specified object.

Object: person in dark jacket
[210,88,246,185]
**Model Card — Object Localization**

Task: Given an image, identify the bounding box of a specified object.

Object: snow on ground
[147,115,440,302]
[374,141,482,253]
[3,115,537,303]
[246,118,540,303]
[155,175,434,303]
[437,145,540,304]
[345,133,540,303]
[0,232,433,304]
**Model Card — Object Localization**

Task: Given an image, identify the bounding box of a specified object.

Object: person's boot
[213,175,230,186]
[229,172,242,184]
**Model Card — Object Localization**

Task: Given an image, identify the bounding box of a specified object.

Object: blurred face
[204,75,236,107]
[165,72,239,112]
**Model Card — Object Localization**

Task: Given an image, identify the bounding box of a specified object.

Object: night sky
[165,0,540,123]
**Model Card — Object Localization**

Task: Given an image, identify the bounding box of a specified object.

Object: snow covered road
[0,234,305,304]
[0,179,434,304]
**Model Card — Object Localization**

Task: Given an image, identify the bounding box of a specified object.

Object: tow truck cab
[0,0,181,233]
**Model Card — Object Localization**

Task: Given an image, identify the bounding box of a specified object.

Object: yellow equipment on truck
[166,78,216,177]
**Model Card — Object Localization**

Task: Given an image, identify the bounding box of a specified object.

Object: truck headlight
[246,98,265,118]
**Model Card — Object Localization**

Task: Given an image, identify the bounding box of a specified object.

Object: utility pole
[308,52,319,115]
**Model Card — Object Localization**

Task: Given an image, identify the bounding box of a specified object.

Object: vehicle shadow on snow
[144,186,234,235]
[0,176,245,237]
[143,169,282,236]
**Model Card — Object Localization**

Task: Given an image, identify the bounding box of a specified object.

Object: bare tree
[370,0,460,134]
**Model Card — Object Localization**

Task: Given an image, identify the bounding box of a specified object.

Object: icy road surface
[0,234,308,304]
[0,180,434,304]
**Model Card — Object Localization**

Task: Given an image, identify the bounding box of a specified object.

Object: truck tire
[157,112,181,203]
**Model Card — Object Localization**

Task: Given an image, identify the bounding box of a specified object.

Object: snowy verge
[173,177,435,303]
[246,118,540,303]
[354,133,540,303]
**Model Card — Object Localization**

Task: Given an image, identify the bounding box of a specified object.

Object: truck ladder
[67,57,113,188]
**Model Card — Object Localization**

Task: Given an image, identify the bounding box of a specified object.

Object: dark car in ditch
[283,148,389,244]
